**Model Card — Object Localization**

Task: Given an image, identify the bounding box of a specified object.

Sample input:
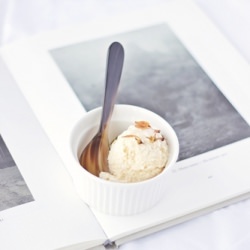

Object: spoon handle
[99,42,124,132]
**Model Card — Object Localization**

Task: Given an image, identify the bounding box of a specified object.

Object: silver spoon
[80,42,124,177]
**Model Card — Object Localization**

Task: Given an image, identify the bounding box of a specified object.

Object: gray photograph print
[50,24,250,161]
[0,135,34,211]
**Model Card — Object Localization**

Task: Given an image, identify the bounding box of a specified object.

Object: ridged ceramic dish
[70,104,179,216]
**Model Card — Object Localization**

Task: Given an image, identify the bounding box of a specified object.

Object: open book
[1,1,250,249]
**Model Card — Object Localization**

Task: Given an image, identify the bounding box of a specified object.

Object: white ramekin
[69,104,179,216]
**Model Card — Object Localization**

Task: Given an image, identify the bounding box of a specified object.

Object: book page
[0,0,250,246]
[0,59,107,249]
[90,2,250,243]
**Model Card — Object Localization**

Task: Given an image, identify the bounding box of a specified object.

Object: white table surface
[1,0,250,249]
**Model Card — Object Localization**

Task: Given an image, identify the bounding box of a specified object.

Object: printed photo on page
[0,135,34,212]
[50,24,250,162]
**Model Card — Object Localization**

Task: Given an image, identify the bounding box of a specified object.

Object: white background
[1,0,250,249]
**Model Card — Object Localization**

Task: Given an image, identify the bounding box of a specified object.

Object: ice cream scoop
[100,121,169,182]
[79,42,124,176]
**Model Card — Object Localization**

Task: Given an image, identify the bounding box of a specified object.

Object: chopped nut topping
[160,137,165,141]
[147,134,165,143]
[135,121,151,129]
[123,135,143,144]
[147,136,156,142]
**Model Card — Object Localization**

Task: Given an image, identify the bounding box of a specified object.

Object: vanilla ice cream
[99,121,169,182]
